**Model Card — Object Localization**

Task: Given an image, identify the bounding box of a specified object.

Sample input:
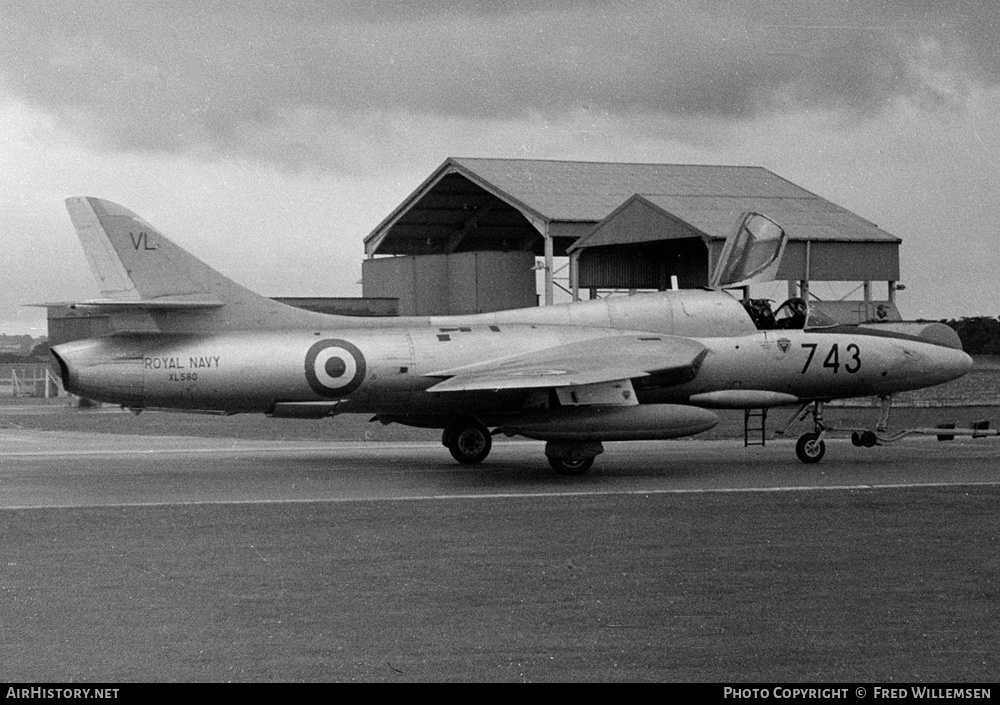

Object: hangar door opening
[577,238,709,291]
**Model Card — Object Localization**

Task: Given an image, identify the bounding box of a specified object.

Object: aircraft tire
[548,456,595,475]
[447,419,492,464]
[851,431,863,447]
[795,432,826,464]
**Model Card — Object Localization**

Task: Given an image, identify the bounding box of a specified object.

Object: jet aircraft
[42,198,973,474]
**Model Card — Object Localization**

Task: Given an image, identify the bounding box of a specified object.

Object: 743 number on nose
[801,343,861,374]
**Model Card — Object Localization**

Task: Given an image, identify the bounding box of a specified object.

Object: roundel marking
[305,339,366,398]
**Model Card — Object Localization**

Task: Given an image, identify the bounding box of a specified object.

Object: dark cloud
[1,0,995,162]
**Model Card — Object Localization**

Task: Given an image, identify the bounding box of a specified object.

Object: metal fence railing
[0,364,63,398]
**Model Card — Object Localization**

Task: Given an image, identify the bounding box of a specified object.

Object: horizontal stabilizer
[28,296,225,311]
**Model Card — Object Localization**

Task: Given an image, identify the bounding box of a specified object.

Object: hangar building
[364,158,903,322]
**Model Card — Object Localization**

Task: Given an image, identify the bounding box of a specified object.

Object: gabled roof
[365,157,900,256]
[442,158,802,221]
[571,190,901,251]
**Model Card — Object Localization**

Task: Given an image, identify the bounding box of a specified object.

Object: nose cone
[944,347,975,382]
[927,344,974,385]
[893,343,973,388]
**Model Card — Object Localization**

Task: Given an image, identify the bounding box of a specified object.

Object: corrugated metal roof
[449,157,807,221]
[365,157,899,256]
[572,192,899,250]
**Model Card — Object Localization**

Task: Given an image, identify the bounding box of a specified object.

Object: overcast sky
[2,0,998,334]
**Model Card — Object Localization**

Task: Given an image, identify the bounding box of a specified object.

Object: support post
[801,240,812,299]
[569,251,580,301]
[543,226,554,305]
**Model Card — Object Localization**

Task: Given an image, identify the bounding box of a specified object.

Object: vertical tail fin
[62,197,314,329]
[68,197,253,305]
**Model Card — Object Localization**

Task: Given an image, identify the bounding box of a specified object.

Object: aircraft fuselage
[53,323,972,422]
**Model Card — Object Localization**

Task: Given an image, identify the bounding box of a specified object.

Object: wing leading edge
[425,334,707,393]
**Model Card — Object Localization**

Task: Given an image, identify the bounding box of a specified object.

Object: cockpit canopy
[710,213,787,289]
[743,297,839,331]
[712,212,840,331]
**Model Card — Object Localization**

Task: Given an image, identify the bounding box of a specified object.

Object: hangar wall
[366,158,905,318]
[362,250,536,316]
[777,241,900,282]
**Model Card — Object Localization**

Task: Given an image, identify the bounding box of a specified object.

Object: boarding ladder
[744,408,767,447]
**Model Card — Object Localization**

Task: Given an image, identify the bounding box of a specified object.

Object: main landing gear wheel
[795,432,826,464]
[445,418,492,465]
[547,456,595,476]
[544,441,603,476]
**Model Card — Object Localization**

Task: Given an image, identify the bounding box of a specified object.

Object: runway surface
[2,428,998,682]
[2,428,1000,509]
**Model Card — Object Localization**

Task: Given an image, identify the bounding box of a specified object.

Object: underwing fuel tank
[498,404,719,442]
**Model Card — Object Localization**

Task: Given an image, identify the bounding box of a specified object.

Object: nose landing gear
[778,401,829,464]
[795,431,826,463]
[797,400,828,464]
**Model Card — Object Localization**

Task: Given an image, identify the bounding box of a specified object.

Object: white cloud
[3,1,995,167]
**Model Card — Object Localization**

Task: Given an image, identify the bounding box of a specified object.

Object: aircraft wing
[425,334,706,393]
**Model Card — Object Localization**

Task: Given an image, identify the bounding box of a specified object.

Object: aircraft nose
[916,344,973,385]
[946,347,974,380]
[885,340,973,390]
